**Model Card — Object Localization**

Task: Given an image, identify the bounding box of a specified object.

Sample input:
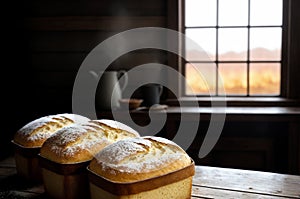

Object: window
[184,0,283,96]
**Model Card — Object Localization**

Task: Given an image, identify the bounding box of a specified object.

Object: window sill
[164,97,300,107]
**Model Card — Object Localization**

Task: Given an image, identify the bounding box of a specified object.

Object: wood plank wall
[25,0,168,115]
[288,0,300,98]
[1,0,169,158]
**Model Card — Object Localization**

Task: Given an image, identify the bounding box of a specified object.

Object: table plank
[0,168,16,176]
[1,156,300,199]
[0,156,16,168]
[193,166,300,198]
[192,186,294,199]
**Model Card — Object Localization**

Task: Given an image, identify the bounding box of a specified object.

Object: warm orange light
[186,48,281,96]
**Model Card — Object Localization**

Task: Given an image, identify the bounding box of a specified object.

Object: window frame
[166,0,300,106]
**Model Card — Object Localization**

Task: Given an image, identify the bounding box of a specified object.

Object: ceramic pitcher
[90,70,128,110]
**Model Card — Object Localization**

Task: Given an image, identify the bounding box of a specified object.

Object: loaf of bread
[40,119,140,163]
[90,136,191,182]
[13,113,90,148]
[88,136,194,199]
[12,113,90,182]
[39,119,140,199]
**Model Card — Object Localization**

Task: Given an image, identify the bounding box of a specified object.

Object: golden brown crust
[13,114,90,148]
[89,120,140,138]
[89,136,192,183]
[40,120,140,164]
[40,125,107,163]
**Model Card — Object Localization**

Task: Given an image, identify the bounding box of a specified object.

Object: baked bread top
[88,119,140,138]
[89,136,192,183]
[13,113,90,148]
[40,120,140,164]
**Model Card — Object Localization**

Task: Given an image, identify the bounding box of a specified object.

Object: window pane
[219,0,248,26]
[185,63,216,95]
[250,0,282,26]
[250,63,280,95]
[218,28,248,61]
[184,0,283,96]
[218,63,247,95]
[250,28,282,61]
[185,0,217,27]
[186,28,216,61]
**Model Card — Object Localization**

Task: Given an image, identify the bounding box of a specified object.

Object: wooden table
[0,157,299,199]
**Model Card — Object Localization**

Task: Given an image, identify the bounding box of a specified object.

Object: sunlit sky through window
[185,0,282,55]
[184,0,282,96]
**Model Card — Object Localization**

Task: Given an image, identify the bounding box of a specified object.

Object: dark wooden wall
[25,0,168,114]
[1,0,169,158]
[288,0,300,98]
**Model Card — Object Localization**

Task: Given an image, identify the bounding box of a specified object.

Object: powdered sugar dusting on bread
[92,119,140,137]
[50,124,90,146]
[37,118,141,163]
[17,116,58,136]
[15,113,90,146]
[96,138,151,164]
[46,124,110,159]
[95,137,190,173]
[55,113,90,124]
[144,136,183,149]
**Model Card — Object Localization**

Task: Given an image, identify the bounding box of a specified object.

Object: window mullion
[216,0,220,96]
[247,0,251,96]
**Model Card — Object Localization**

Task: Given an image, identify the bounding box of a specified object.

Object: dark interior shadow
[0,174,40,191]
[0,174,48,199]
